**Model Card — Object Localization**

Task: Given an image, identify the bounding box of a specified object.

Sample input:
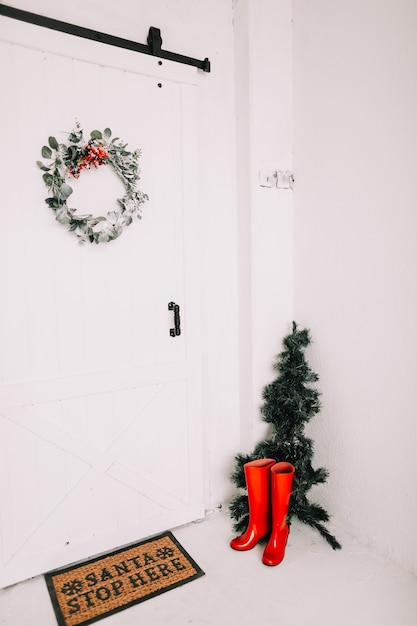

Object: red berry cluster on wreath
[68,142,109,179]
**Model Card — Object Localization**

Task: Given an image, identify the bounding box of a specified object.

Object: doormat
[44,531,205,626]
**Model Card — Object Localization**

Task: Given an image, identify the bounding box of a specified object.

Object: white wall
[233,0,293,452]
[293,0,417,574]
[5,0,240,507]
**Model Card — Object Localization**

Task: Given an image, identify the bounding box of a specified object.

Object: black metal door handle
[168,301,181,337]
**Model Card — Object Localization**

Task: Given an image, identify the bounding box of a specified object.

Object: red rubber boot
[230,458,276,551]
[262,462,295,566]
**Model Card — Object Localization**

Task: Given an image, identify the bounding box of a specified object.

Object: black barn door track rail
[0,3,211,72]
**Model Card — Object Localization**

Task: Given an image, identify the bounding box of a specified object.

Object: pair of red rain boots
[230,459,295,566]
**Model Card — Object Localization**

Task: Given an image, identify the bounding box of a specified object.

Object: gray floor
[1,510,416,625]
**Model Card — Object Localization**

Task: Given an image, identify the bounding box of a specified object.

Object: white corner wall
[233,0,293,451]
[293,0,417,574]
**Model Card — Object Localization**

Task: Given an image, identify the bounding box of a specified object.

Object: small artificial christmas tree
[229,322,341,550]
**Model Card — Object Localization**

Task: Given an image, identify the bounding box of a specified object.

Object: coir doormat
[44,531,205,626]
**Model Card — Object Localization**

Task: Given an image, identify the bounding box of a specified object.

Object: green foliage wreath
[38,123,148,244]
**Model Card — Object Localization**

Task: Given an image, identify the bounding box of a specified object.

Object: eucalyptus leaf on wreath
[42,146,52,159]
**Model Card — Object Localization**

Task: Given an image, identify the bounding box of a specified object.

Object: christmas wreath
[37,123,148,243]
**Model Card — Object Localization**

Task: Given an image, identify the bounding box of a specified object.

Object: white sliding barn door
[0,18,204,587]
